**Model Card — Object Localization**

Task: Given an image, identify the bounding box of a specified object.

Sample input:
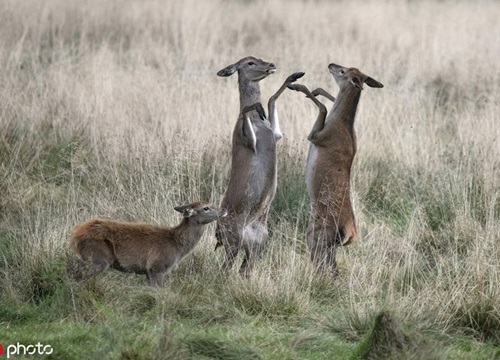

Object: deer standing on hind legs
[215,56,304,276]
[288,63,383,276]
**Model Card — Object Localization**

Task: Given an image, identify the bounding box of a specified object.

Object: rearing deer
[288,63,383,275]
[215,56,304,276]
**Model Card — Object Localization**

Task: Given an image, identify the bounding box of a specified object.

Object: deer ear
[183,208,194,218]
[175,205,194,218]
[350,77,364,90]
[365,76,384,88]
[217,64,237,77]
[174,205,185,213]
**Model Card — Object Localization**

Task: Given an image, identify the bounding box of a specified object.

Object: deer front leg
[268,72,305,140]
[240,102,266,152]
[287,83,328,144]
[222,243,240,273]
[147,269,166,287]
[218,217,244,274]
[310,88,336,103]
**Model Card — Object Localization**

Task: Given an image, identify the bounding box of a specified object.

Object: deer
[215,56,304,276]
[288,63,383,275]
[70,201,227,286]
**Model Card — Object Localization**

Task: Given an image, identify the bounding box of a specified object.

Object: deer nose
[269,63,276,69]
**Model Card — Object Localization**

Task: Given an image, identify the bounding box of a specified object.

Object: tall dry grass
[1,0,500,358]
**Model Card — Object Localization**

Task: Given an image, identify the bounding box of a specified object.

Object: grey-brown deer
[215,56,304,276]
[288,63,383,275]
[71,201,227,286]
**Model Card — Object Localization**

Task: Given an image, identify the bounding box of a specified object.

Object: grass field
[1,0,500,359]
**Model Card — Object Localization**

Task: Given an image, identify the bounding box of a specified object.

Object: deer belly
[246,152,276,198]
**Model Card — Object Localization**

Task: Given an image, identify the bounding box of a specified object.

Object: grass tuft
[184,335,262,360]
[453,296,500,344]
[355,311,415,360]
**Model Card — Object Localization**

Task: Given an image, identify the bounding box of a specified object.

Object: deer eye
[248,62,255,66]
[339,69,345,75]
[203,206,210,211]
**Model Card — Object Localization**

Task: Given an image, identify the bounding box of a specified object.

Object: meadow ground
[1,0,500,359]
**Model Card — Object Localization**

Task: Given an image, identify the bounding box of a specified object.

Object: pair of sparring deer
[71,57,383,286]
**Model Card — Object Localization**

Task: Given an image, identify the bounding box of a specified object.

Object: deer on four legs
[71,202,227,286]
[288,63,383,275]
[215,56,304,276]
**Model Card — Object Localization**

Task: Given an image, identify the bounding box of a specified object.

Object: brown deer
[288,63,383,275]
[215,56,304,276]
[71,201,227,286]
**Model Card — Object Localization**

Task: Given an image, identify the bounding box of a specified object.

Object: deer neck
[238,78,262,110]
[332,86,361,130]
[174,218,204,250]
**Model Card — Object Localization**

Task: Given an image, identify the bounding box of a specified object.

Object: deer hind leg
[78,239,114,278]
[222,242,240,273]
[307,221,338,276]
[240,240,265,278]
[215,217,241,273]
[240,219,268,277]
[287,83,328,143]
[87,249,113,276]
[87,260,111,277]
[70,257,86,281]
[309,236,338,276]
[268,71,305,140]
[218,221,243,273]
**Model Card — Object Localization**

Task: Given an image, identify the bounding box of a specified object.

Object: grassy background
[1,0,500,359]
